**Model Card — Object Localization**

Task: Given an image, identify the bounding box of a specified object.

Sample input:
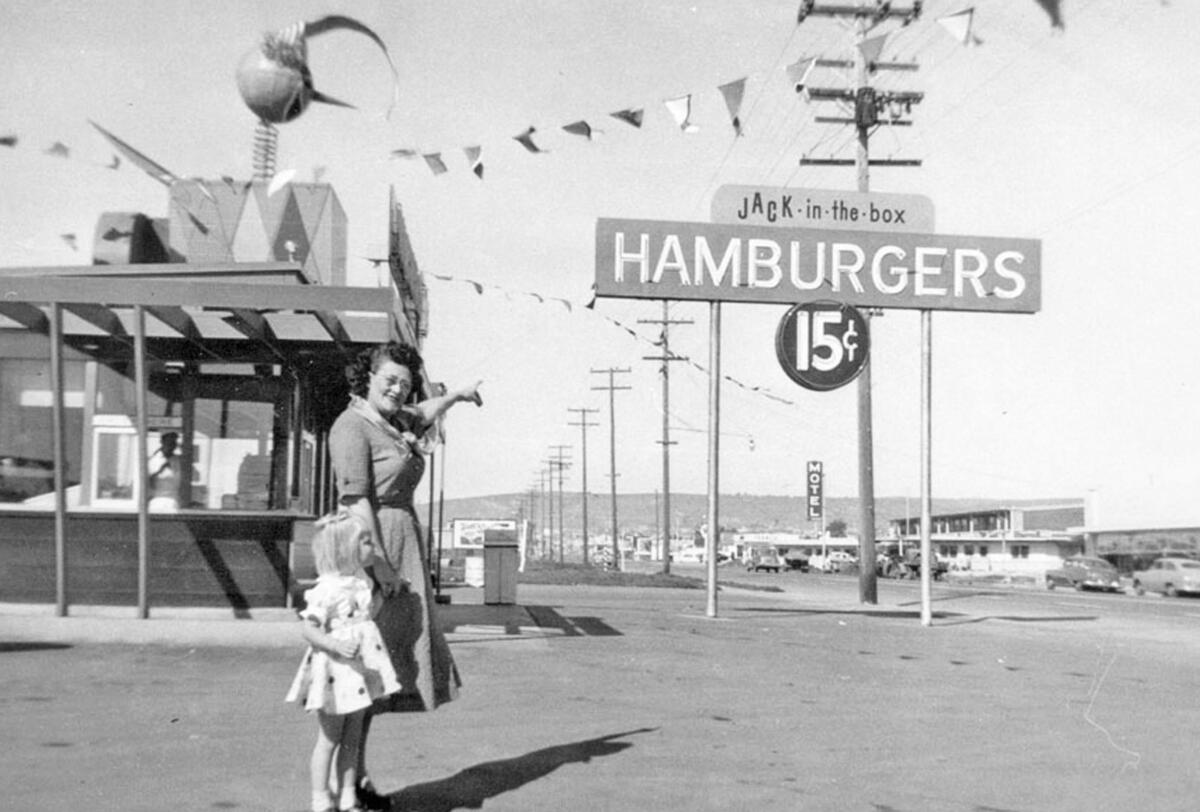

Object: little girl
[286,512,401,812]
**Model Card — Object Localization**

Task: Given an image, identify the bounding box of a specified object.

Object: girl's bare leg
[311,711,344,811]
[336,710,366,810]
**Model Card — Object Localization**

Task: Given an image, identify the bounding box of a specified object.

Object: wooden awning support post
[134,305,150,619]
[49,303,68,616]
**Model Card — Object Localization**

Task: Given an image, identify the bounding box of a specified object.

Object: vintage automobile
[746,550,784,573]
[1132,556,1200,597]
[1045,555,1123,593]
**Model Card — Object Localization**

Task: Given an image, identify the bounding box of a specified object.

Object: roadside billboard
[451,518,517,549]
[594,217,1041,313]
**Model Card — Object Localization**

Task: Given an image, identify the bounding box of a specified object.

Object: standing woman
[328,342,482,807]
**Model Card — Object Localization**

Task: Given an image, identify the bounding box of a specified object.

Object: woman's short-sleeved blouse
[329,406,426,507]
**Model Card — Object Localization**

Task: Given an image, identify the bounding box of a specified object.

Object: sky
[2,0,1198,529]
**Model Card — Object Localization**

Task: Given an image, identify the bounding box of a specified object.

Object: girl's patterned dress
[285,574,401,714]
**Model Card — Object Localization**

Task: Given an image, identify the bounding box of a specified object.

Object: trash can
[482,528,519,605]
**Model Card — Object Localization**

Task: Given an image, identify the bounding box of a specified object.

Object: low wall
[0,510,309,609]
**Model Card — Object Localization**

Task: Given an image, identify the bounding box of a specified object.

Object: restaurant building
[0,179,426,615]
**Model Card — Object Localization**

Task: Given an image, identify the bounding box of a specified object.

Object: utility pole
[639,300,692,574]
[539,467,551,559]
[798,0,923,605]
[568,407,599,564]
[591,367,631,568]
[548,445,571,563]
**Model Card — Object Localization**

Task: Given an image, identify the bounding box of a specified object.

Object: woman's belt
[376,498,415,509]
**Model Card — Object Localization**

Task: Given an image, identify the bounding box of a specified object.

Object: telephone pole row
[639,300,692,573]
[547,445,572,563]
[568,407,599,564]
[590,367,631,568]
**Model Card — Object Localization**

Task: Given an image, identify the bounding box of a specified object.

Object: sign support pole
[920,310,934,625]
[854,15,878,605]
[705,301,721,618]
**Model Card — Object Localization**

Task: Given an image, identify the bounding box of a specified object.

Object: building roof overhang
[0,262,403,367]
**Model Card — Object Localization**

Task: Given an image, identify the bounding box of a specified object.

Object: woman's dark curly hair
[346,342,425,402]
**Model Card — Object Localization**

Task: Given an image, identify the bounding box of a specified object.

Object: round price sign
[775,301,870,391]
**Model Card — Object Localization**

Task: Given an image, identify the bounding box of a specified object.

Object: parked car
[1045,555,1123,592]
[747,550,784,573]
[809,550,857,573]
[783,550,810,572]
[1132,557,1200,597]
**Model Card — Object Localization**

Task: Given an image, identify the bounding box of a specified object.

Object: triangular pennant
[610,108,644,128]
[664,95,699,133]
[423,153,448,175]
[786,56,818,95]
[858,33,888,69]
[562,120,595,139]
[44,142,70,158]
[514,126,546,153]
[717,78,747,136]
[390,148,420,159]
[463,145,484,180]
[1034,0,1065,30]
[88,120,176,185]
[937,9,983,45]
[0,134,17,148]
[60,233,78,251]
[267,168,297,197]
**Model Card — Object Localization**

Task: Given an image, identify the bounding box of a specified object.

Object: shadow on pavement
[731,607,1098,625]
[0,642,73,653]
[387,727,657,811]
[440,604,624,637]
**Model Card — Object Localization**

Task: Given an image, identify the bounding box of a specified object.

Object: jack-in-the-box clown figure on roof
[235,14,398,124]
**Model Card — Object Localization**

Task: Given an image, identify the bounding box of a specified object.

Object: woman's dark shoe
[355,780,388,811]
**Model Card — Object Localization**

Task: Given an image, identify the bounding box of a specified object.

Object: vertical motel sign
[807,461,823,520]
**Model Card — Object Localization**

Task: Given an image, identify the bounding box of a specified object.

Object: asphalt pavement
[2,573,1195,811]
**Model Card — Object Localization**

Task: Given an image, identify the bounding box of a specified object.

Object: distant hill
[416,492,1082,538]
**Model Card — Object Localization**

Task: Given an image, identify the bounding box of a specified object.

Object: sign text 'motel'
[594,218,1041,314]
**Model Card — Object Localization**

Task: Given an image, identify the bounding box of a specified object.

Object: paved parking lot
[2,578,1193,811]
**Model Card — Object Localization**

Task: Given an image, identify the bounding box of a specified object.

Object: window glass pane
[0,359,84,503]
[94,430,137,501]
[192,397,277,510]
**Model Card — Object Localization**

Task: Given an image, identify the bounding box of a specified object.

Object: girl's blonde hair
[311,511,370,576]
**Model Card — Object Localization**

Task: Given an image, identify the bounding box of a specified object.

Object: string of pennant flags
[385,4,1062,180]
[425,272,796,406]
[1,3,1060,197]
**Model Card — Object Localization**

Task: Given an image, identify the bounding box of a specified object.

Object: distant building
[888,502,1085,576]
[1084,525,1200,573]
